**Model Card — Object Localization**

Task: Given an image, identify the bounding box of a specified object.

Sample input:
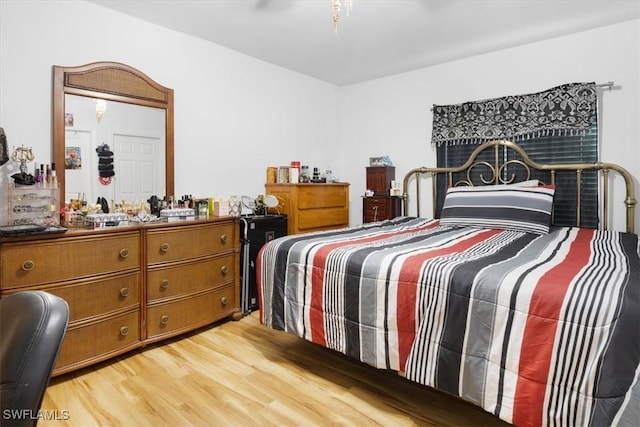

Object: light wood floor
[41,313,511,427]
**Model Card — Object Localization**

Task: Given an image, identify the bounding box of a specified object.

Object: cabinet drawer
[55,310,140,372]
[298,186,347,209]
[364,209,389,223]
[146,286,236,339]
[146,222,235,264]
[44,272,140,323]
[147,255,234,302]
[1,233,140,288]
[364,201,390,215]
[363,197,402,223]
[363,197,389,209]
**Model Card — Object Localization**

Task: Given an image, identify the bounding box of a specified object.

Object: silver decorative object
[11,145,34,174]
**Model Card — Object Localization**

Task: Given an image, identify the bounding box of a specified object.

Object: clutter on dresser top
[266,160,339,184]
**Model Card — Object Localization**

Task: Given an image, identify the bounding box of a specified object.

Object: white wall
[1,0,637,232]
[338,19,639,232]
[0,0,338,222]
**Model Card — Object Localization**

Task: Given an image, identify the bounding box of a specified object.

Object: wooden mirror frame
[52,61,174,211]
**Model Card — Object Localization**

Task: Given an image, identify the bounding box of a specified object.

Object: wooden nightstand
[363,196,402,223]
[265,183,350,234]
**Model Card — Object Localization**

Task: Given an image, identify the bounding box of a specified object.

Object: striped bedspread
[257,217,640,427]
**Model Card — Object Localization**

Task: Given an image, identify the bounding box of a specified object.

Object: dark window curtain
[433,83,599,228]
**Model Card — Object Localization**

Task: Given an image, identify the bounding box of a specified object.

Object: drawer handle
[221,265,228,275]
[160,315,169,325]
[221,296,228,306]
[120,326,129,336]
[160,279,169,289]
[21,260,35,271]
[220,234,228,244]
[120,248,129,258]
[120,287,130,297]
[160,243,170,252]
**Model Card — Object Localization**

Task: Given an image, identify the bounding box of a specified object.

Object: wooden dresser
[0,218,240,376]
[265,183,350,234]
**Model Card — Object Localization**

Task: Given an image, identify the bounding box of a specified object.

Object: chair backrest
[1,291,69,427]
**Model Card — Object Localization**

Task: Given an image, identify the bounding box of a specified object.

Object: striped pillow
[439,185,555,234]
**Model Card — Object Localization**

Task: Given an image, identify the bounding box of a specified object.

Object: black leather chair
[1,291,69,427]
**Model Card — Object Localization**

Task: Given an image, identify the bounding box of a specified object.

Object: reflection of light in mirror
[95,99,107,123]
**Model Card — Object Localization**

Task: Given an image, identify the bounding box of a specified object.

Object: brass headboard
[401,140,637,233]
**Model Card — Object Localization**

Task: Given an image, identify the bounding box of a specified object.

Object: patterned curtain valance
[431,82,597,146]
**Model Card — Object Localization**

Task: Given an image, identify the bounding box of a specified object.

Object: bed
[257,140,639,427]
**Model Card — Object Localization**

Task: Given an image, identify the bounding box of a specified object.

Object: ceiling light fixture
[332,0,353,34]
[95,99,107,123]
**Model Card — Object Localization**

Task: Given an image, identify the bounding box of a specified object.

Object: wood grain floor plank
[40,313,510,426]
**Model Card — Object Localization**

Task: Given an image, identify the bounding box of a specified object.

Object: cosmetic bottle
[51,163,58,187]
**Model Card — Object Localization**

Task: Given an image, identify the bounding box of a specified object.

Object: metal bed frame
[402,139,637,233]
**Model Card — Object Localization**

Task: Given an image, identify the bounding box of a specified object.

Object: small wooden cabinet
[265,183,350,234]
[363,196,402,223]
[366,166,395,195]
[0,218,240,376]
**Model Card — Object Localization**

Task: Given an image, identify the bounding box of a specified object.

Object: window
[432,83,599,228]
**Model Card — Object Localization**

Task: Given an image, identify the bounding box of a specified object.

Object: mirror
[53,61,174,212]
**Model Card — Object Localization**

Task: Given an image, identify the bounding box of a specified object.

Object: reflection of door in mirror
[64,94,165,205]
[113,133,165,203]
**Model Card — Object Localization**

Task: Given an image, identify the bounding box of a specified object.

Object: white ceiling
[89,0,639,86]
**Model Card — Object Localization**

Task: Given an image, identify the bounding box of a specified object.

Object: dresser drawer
[1,233,140,288]
[44,272,140,323]
[55,310,140,373]
[147,254,234,302]
[298,208,348,232]
[146,286,236,339]
[298,185,347,209]
[146,222,235,264]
